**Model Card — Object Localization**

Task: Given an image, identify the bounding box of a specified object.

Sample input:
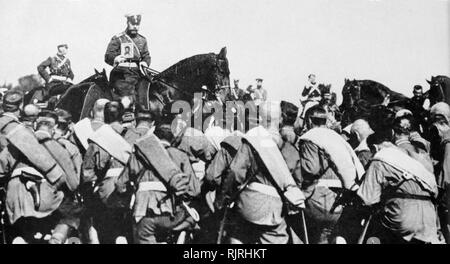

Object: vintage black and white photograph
[0,0,449,247]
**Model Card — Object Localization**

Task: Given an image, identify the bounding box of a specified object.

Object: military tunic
[81,123,133,243]
[128,139,201,244]
[357,156,439,243]
[104,31,151,97]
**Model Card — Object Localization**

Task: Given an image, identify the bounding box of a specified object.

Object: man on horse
[105,14,151,98]
[37,44,74,100]
[301,74,321,104]
[411,85,430,110]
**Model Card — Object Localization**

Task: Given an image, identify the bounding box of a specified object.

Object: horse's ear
[426,79,432,84]
[102,69,106,75]
[344,78,349,83]
[94,69,99,75]
[218,47,227,59]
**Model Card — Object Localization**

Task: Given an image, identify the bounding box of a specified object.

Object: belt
[137,181,167,192]
[105,168,124,178]
[246,182,279,198]
[11,167,43,179]
[388,192,433,201]
[51,75,72,83]
[316,179,342,188]
[118,62,138,68]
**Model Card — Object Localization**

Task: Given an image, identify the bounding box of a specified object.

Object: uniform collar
[2,112,20,121]
[35,130,53,139]
[160,140,171,148]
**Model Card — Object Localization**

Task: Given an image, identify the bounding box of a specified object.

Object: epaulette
[114,31,126,38]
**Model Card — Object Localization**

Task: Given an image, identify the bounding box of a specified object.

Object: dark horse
[426,75,450,106]
[340,79,415,128]
[55,48,230,126]
[135,47,231,126]
[55,69,112,122]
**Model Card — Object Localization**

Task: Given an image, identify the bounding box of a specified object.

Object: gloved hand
[284,186,306,209]
[114,55,126,66]
[169,173,190,196]
[139,61,149,75]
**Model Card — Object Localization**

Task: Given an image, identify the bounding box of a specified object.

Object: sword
[357,214,373,244]
[300,209,309,244]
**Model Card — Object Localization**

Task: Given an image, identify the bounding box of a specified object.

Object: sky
[0,0,449,105]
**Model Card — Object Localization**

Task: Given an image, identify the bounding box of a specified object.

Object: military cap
[54,108,72,124]
[125,14,142,25]
[413,85,423,91]
[305,105,328,120]
[3,91,23,112]
[23,104,41,117]
[57,44,68,49]
[395,109,413,119]
[256,78,263,82]
[36,110,58,125]
[430,102,450,123]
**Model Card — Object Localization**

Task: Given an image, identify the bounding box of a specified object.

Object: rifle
[0,187,7,244]
[216,174,254,244]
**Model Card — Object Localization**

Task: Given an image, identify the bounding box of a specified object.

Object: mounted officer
[105,14,151,97]
[37,44,74,100]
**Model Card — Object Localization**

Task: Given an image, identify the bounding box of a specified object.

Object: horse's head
[81,69,109,88]
[427,75,446,105]
[341,79,361,109]
[213,47,231,97]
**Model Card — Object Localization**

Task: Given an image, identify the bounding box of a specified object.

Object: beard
[127,29,138,36]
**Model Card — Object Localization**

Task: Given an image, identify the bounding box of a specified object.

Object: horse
[340,79,414,128]
[426,75,450,106]
[55,69,112,122]
[135,47,231,128]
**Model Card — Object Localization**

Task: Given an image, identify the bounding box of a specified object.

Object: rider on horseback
[105,14,151,98]
[37,44,74,101]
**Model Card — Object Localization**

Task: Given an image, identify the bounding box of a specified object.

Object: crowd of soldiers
[0,12,449,245]
[0,83,448,244]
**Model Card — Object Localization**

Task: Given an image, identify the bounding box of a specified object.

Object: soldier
[105,14,151,97]
[392,114,434,173]
[411,85,430,111]
[20,104,41,131]
[71,98,110,154]
[300,74,321,104]
[37,44,74,100]
[0,111,77,243]
[429,102,450,243]
[350,119,374,168]
[125,119,201,244]
[225,101,305,244]
[0,91,23,151]
[123,105,154,144]
[253,78,267,106]
[229,79,245,101]
[81,101,133,243]
[357,129,440,244]
[297,105,364,244]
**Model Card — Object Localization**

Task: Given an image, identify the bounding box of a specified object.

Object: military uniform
[298,126,364,244]
[37,47,74,98]
[226,126,304,244]
[82,122,133,243]
[105,27,151,97]
[128,136,200,244]
[0,92,23,151]
[358,146,439,243]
